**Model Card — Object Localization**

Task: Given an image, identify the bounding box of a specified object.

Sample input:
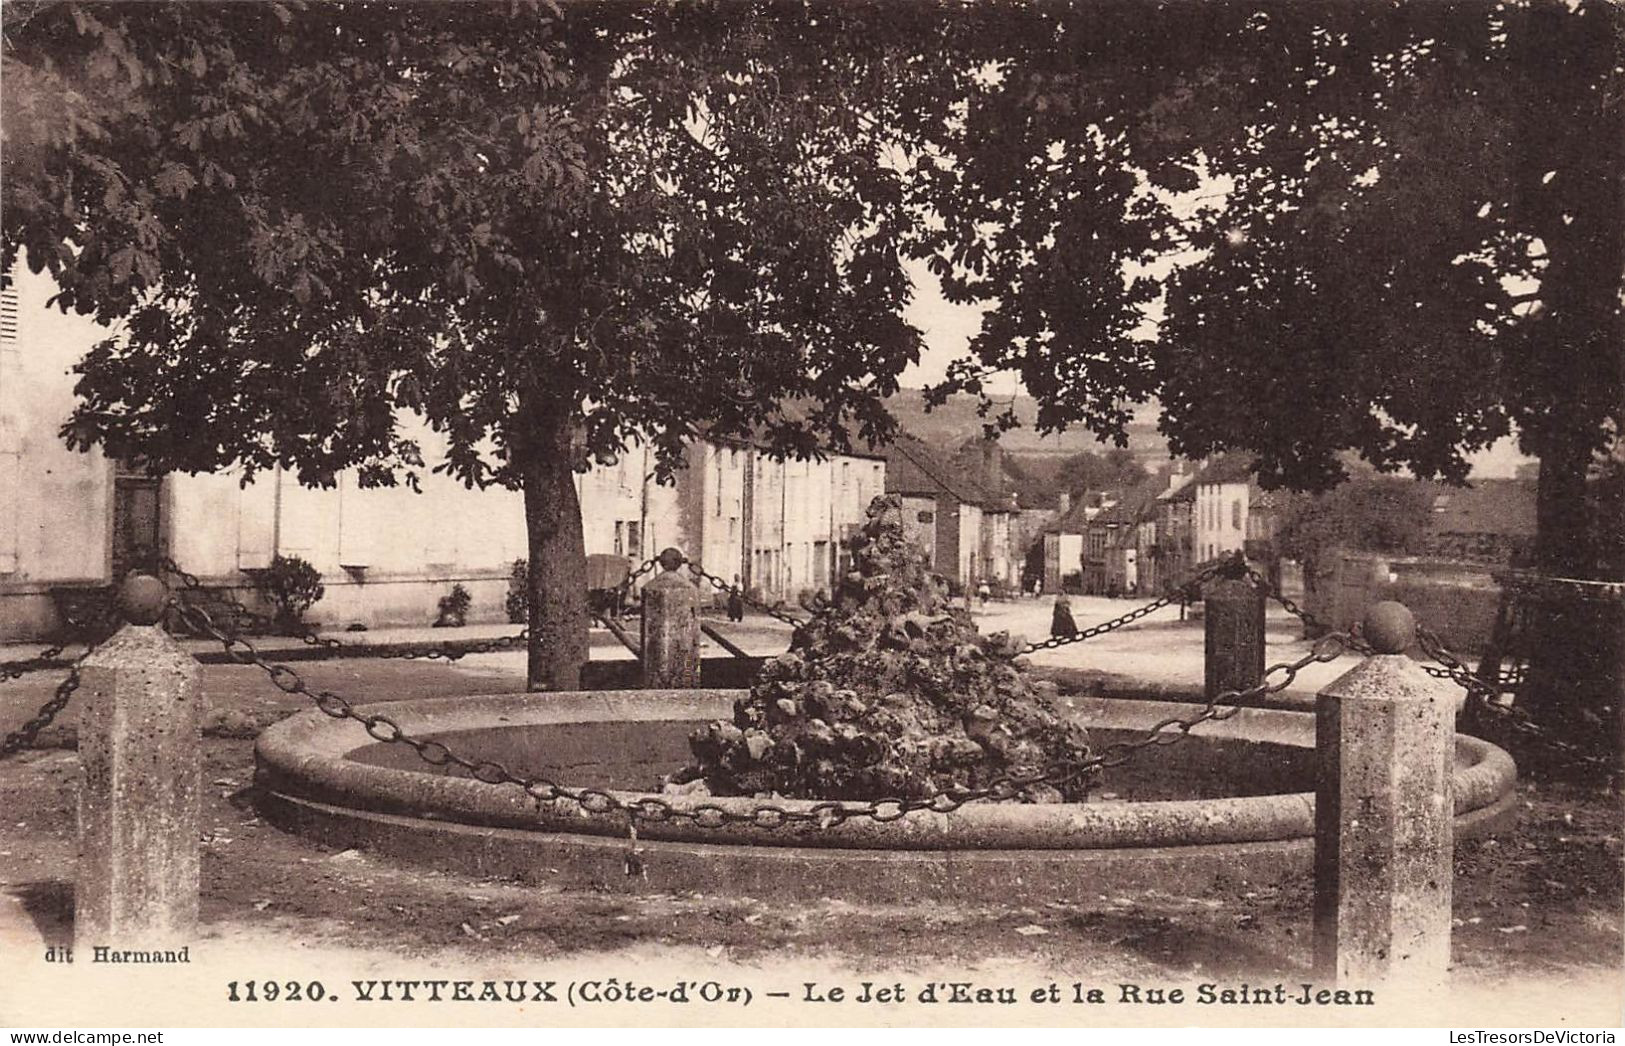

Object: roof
[882,434,998,506]
[1426,479,1537,538]
[1161,474,1197,503]
[1042,495,1097,535]
[1094,475,1165,527]
[1192,452,1257,488]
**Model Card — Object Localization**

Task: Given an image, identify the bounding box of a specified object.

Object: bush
[435,583,472,628]
[505,559,529,624]
[253,554,324,635]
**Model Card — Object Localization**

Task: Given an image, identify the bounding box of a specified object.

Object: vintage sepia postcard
[2,0,1621,1034]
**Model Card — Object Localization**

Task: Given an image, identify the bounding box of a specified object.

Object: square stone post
[76,576,201,951]
[1205,570,1266,700]
[641,548,700,689]
[1314,601,1454,987]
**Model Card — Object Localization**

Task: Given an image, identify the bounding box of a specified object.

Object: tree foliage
[4,0,934,488]
[2,0,947,687]
[1273,478,1434,580]
[911,1,1621,512]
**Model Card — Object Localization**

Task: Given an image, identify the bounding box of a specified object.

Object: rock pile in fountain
[679,495,1093,803]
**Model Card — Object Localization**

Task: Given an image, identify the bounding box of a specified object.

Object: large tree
[907,1,1621,739]
[916,2,1619,508]
[2,0,937,689]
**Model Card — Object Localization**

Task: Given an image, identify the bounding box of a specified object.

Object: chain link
[0,654,91,760]
[178,570,1368,826]
[2,644,69,681]
[0,598,117,752]
[617,556,661,602]
[684,560,808,628]
[1018,558,1235,655]
[1244,564,1376,654]
[1415,627,1615,771]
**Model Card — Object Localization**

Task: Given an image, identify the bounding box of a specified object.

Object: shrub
[505,559,529,624]
[435,583,472,627]
[253,554,324,635]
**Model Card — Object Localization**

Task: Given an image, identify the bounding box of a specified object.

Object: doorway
[112,467,165,578]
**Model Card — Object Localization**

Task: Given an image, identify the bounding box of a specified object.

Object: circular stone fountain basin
[255,689,1517,902]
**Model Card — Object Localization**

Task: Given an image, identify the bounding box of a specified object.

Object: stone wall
[1327,551,1503,653]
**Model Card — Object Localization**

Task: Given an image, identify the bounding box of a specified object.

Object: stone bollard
[1313,600,1454,988]
[76,574,201,953]
[640,548,700,689]
[1205,571,1266,701]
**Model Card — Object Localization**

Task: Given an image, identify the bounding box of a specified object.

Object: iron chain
[1018,559,1233,655]
[2,645,68,681]
[0,656,90,760]
[1416,627,1615,771]
[684,560,808,628]
[178,573,1368,827]
[615,557,661,604]
[1243,565,1367,650]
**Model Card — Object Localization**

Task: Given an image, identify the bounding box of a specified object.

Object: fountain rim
[255,688,1517,853]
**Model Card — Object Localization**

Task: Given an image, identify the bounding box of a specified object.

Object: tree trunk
[1534,435,1593,579]
[517,404,590,691]
[1517,420,1624,764]
[1502,3,1623,761]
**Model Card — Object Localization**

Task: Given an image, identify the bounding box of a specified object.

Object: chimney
[981,438,1003,496]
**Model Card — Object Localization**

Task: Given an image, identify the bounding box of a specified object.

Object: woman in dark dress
[1051,594,1078,638]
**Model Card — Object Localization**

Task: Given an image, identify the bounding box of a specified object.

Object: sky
[894,246,1536,481]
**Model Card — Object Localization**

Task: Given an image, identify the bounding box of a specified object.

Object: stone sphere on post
[118,573,168,626]
[1362,600,1416,655]
[642,549,700,689]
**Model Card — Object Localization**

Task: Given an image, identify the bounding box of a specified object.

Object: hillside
[883,388,1169,463]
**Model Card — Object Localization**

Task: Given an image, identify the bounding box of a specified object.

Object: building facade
[881,435,1015,591]
[1192,455,1255,565]
[0,267,884,638]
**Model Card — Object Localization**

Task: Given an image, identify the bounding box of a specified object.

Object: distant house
[1039,494,1089,593]
[1083,477,1165,596]
[1192,453,1258,565]
[882,435,998,588]
[1146,465,1195,594]
[1421,479,1537,565]
[949,438,1026,590]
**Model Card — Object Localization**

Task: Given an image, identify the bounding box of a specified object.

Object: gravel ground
[1,604,1619,1027]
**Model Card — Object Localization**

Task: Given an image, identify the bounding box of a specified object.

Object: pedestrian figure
[1051,594,1078,638]
[727,582,745,623]
[1032,576,1043,600]
[977,580,991,606]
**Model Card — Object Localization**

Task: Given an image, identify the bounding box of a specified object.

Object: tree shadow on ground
[1061,909,1309,977]
[9,879,72,949]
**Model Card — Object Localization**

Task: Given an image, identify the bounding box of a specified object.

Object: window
[918,510,934,524]
[626,521,641,560]
[1231,500,1242,530]
[614,521,625,556]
